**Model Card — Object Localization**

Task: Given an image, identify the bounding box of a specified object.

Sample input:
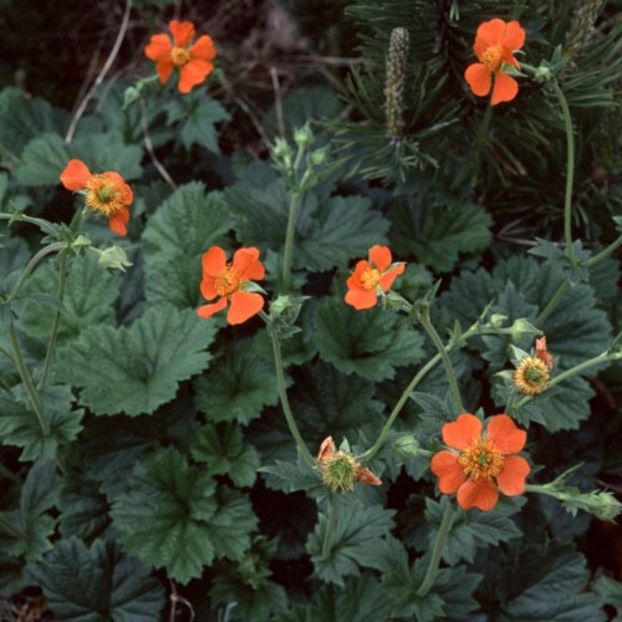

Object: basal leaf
[314,298,425,381]
[28,537,165,621]
[142,183,232,308]
[56,306,216,416]
[71,133,143,180]
[58,475,110,543]
[15,132,69,186]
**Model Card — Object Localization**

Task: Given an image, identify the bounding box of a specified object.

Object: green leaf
[422,496,523,565]
[500,543,605,621]
[594,574,622,620]
[58,475,110,543]
[56,306,216,416]
[22,253,121,340]
[71,133,143,180]
[314,298,425,381]
[166,92,230,153]
[0,461,56,563]
[15,132,69,186]
[28,537,165,621]
[0,387,84,461]
[142,183,232,308]
[194,340,279,425]
[191,422,261,487]
[225,178,390,271]
[110,447,256,584]
[390,196,492,272]
[306,497,395,586]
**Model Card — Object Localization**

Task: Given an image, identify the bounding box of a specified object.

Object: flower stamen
[457,439,504,481]
[171,46,190,67]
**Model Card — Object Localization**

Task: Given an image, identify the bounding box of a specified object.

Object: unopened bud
[95,246,132,272]
[510,318,541,342]
[294,124,314,148]
[309,146,329,167]
[393,434,420,461]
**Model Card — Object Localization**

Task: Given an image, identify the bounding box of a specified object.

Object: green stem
[38,252,68,389]
[471,102,493,187]
[416,501,455,597]
[514,350,619,410]
[6,242,65,303]
[282,191,302,291]
[551,79,575,262]
[587,235,622,267]
[418,312,464,412]
[534,280,571,326]
[263,315,315,467]
[8,322,50,437]
[0,211,59,238]
[322,497,337,560]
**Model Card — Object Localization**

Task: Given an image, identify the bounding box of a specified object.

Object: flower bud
[95,246,133,272]
[509,318,541,342]
[393,434,420,460]
[294,124,314,148]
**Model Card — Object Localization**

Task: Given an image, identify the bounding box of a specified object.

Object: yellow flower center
[171,46,190,67]
[84,175,123,216]
[513,356,550,396]
[481,45,504,72]
[361,267,382,290]
[215,266,242,296]
[457,439,504,481]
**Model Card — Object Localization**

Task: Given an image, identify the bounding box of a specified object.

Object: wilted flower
[431,413,530,511]
[513,336,554,396]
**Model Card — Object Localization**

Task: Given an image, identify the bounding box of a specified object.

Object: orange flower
[197,245,265,325]
[345,245,405,310]
[464,18,525,106]
[144,20,216,93]
[430,413,530,511]
[317,436,381,492]
[60,159,132,236]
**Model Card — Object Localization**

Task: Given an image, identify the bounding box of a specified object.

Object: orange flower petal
[227,291,264,325]
[502,20,526,51]
[317,436,335,462]
[144,33,172,61]
[356,467,382,486]
[378,263,405,291]
[486,414,526,454]
[476,18,506,47]
[108,208,129,237]
[200,275,218,301]
[442,413,482,451]
[465,63,492,97]
[457,478,499,511]
[202,246,227,277]
[169,20,195,48]
[491,72,518,106]
[197,296,227,319]
[497,455,530,496]
[431,450,466,493]
[156,60,175,85]
[369,245,392,272]
[60,159,91,191]
[344,289,378,310]
[232,247,265,281]
[178,59,213,93]
[190,35,216,62]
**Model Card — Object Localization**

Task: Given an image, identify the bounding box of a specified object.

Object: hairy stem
[38,252,68,389]
[587,234,622,267]
[321,497,337,560]
[534,280,571,326]
[282,191,302,291]
[416,501,455,597]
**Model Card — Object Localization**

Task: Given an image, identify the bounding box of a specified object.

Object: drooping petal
[502,20,526,51]
[497,455,530,496]
[476,18,506,47]
[457,478,499,511]
[190,35,216,61]
[486,414,526,454]
[344,288,378,310]
[169,20,195,48]
[465,63,492,97]
[144,33,172,61]
[491,72,518,106]
[200,275,218,301]
[108,208,130,237]
[178,59,213,93]
[197,296,227,319]
[378,263,405,291]
[156,59,175,85]
[442,413,483,450]
[356,467,382,486]
[430,451,466,493]
[202,246,227,277]
[317,436,335,462]
[118,182,133,206]
[102,172,133,205]
[369,245,392,272]
[60,159,91,191]
[227,291,264,324]
[232,247,265,281]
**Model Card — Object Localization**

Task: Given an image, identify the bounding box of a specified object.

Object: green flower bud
[393,434,420,461]
[294,124,314,148]
[95,246,132,272]
[509,318,541,342]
